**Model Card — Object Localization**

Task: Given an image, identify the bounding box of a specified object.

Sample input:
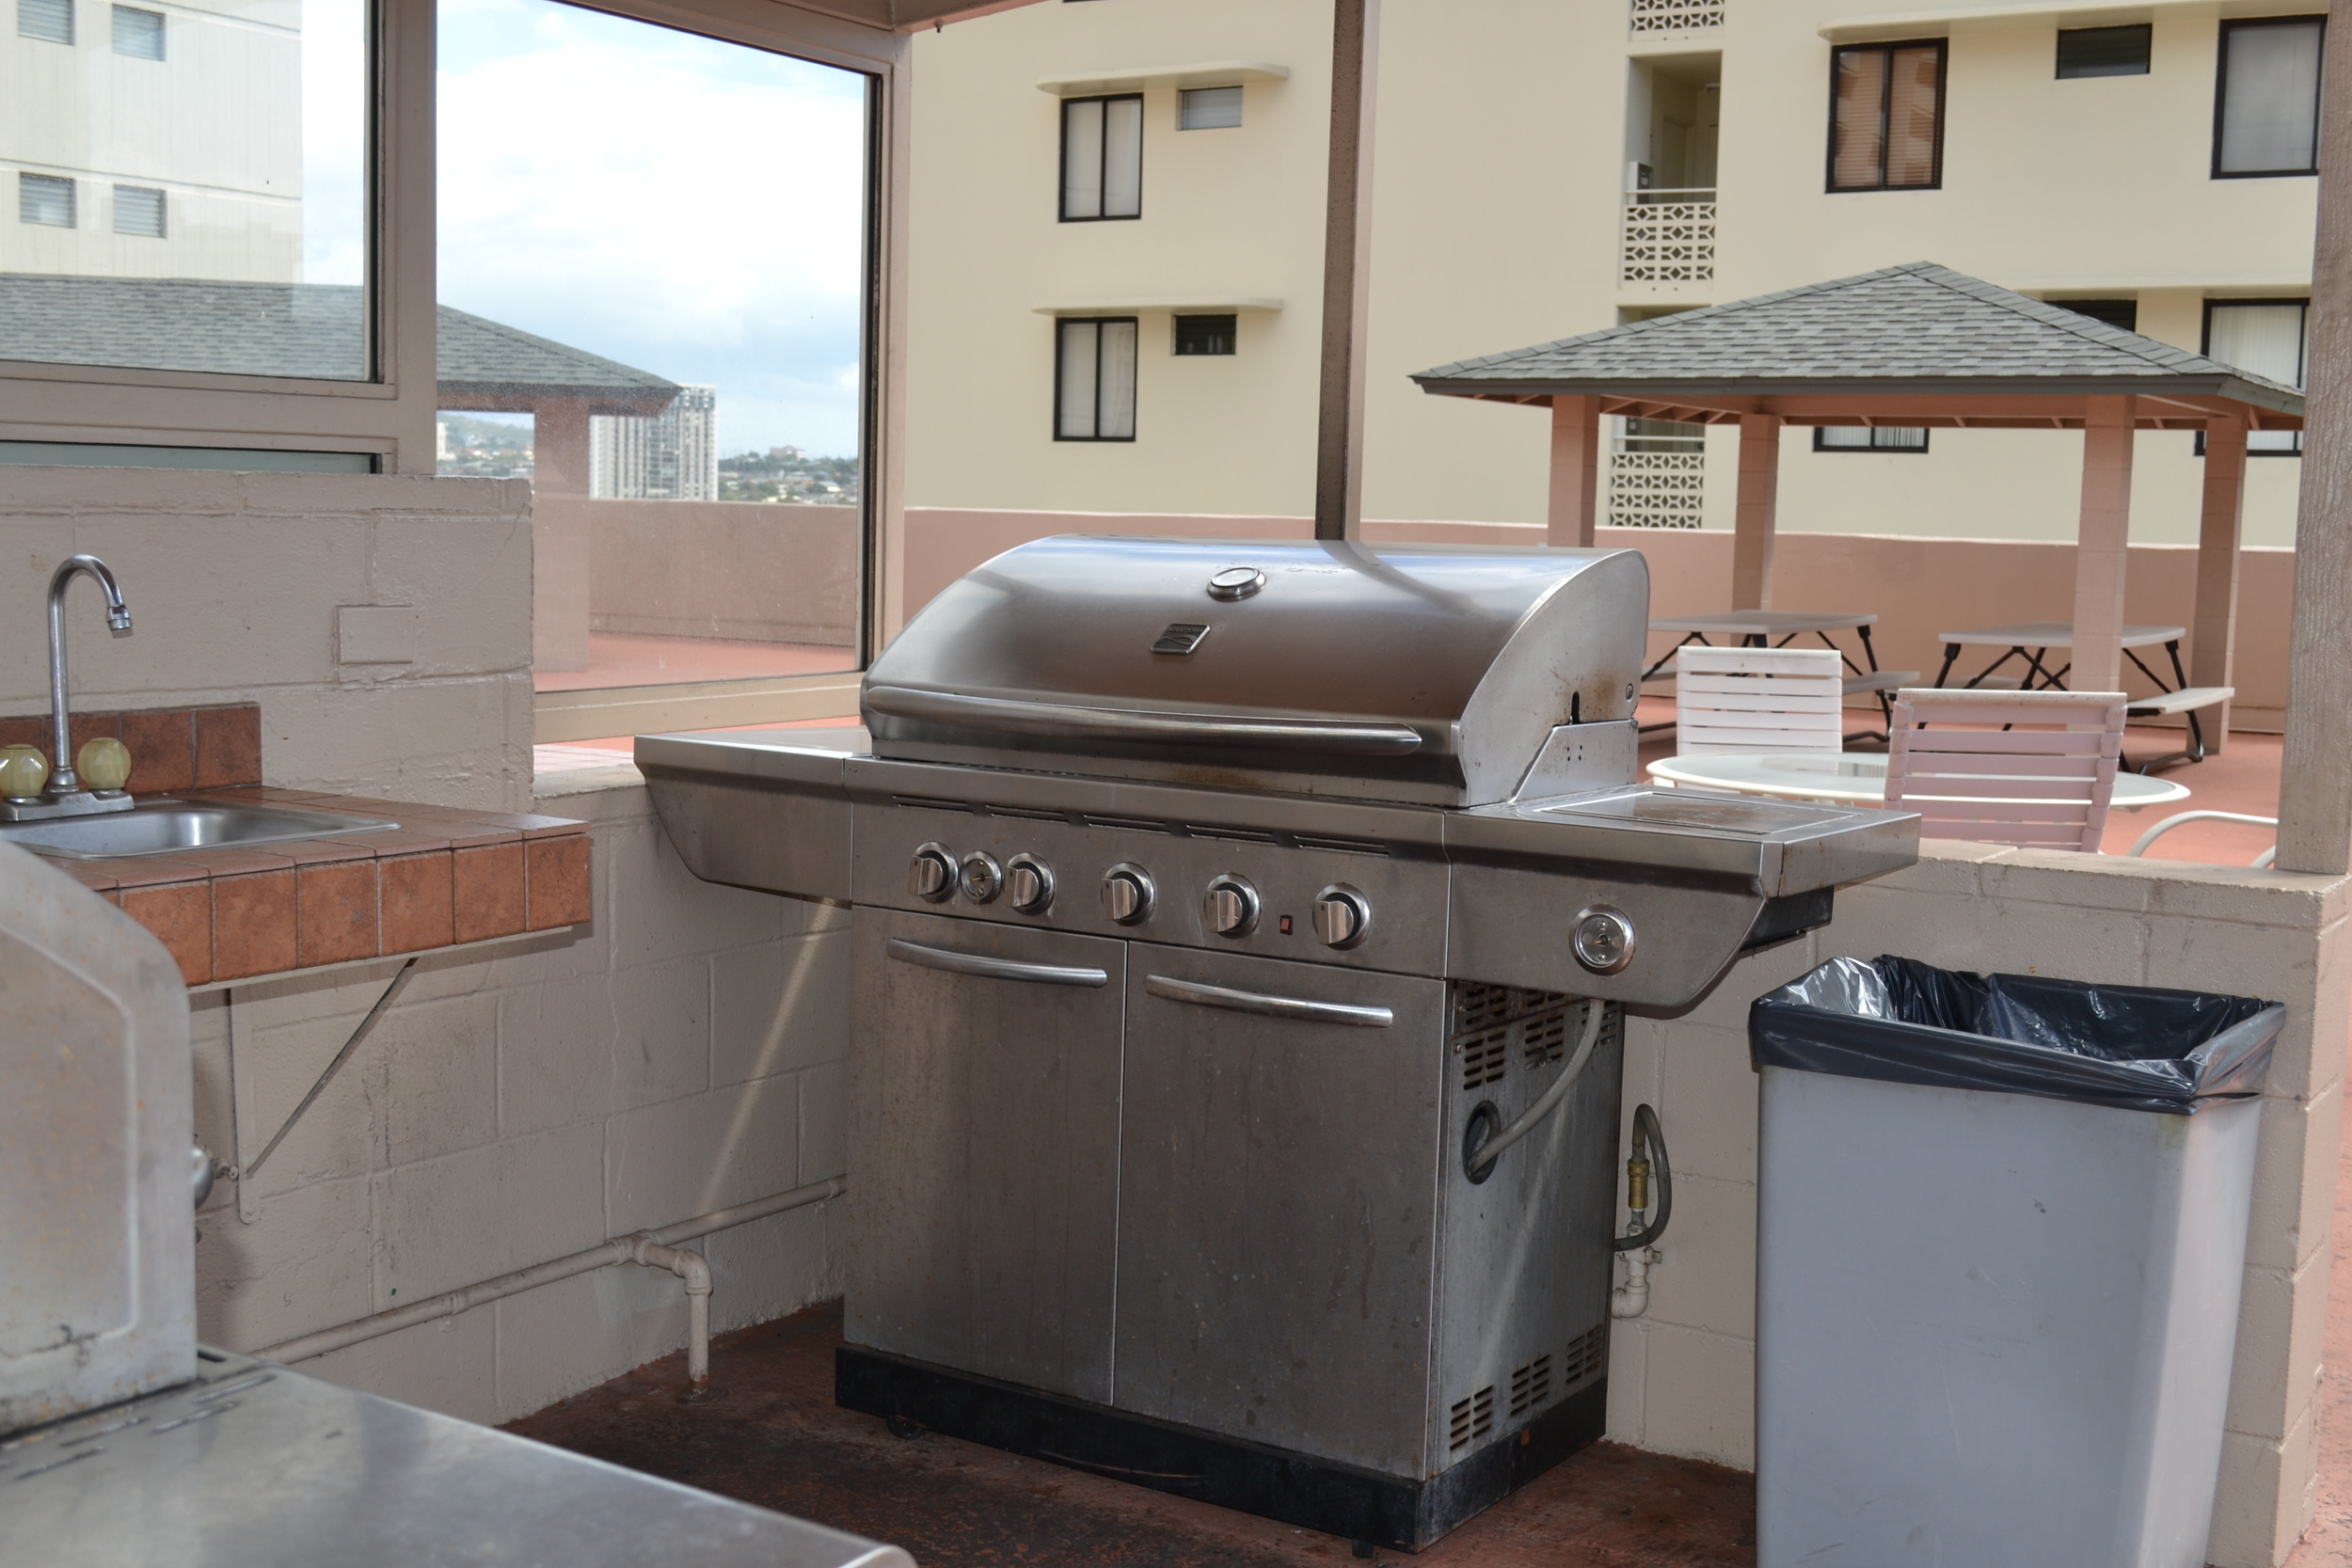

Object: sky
[434,0,870,458]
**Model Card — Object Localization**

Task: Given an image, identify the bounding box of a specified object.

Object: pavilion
[1409,261,2305,705]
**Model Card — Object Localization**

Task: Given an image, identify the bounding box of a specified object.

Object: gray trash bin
[1748,957,2286,1568]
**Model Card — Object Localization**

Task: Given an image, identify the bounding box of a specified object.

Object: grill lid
[863,536,1649,806]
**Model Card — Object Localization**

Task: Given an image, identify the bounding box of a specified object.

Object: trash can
[1749,956,2286,1568]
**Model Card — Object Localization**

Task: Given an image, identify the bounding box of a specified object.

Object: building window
[1813,426,1930,453]
[1173,313,1235,356]
[1056,317,1137,439]
[2050,297,2137,332]
[18,0,71,42]
[2057,25,2150,78]
[113,184,165,236]
[110,3,161,57]
[1179,86,1243,130]
[1827,40,1946,192]
[2215,18,2325,177]
[1060,94,1142,220]
[19,173,75,228]
[2205,299,2308,453]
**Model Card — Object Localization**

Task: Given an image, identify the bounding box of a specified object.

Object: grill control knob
[1571,904,1636,975]
[1102,863,1154,926]
[910,843,956,903]
[1006,853,1055,914]
[960,851,1003,904]
[1311,884,1372,949]
[1203,874,1260,938]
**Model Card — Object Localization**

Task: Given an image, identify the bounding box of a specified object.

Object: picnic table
[1645,610,1916,741]
[1931,622,2233,772]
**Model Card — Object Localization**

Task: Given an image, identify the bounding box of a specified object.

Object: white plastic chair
[1673,646,1845,757]
[2127,811,2278,868]
[1884,688,2126,852]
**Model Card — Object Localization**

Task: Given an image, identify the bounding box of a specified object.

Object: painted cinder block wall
[0,466,851,1423]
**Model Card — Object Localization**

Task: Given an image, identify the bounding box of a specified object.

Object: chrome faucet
[4,555,135,821]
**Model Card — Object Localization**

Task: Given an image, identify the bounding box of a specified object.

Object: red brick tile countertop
[38,788,591,987]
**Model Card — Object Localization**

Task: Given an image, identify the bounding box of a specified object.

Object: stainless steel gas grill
[638,535,1917,1551]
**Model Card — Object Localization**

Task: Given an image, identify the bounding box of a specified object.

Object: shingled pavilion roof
[1411,261,2304,431]
[0,276,679,417]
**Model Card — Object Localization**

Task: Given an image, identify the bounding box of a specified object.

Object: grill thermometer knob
[960,851,1003,904]
[910,843,956,903]
[1571,904,1636,974]
[1006,853,1055,913]
[1101,863,1154,925]
[1202,874,1260,938]
[1311,884,1371,949]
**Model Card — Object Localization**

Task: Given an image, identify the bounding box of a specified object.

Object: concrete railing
[899,509,2295,730]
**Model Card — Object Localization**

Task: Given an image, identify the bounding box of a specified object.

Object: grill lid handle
[866,686,1424,756]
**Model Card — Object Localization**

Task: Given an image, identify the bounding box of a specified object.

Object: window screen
[113,185,165,236]
[19,173,75,228]
[110,3,161,57]
[17,0,71,42]
[1179,86,1243,130]
[1829,40,1945,191]
[1061,95,1142,220]
[2206,300,2308,453]
[1057,318,1137,439]
[2057,25,2150,78]
[2215,18,2325,177]
[1173,313,1235,356]
[1814,427,1930,452]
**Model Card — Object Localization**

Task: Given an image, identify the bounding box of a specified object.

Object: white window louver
[19,173,75,229]
[110,2,161,56]
[114,184,165,237]
[18,0,71,41]
[1178,86,1242,130]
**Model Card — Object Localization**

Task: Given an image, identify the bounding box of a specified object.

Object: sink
[0,800,398,860]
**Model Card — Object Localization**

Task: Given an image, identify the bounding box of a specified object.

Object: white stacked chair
[1884,688,2127,852]
[1673,645,1846,756]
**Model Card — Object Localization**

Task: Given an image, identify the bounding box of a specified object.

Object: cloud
[436,0,869,451]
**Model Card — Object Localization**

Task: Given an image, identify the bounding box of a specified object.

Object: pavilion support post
[532,396,594,673]
[1547,395,1600,547]
[1731,413,1780,610]
[2069,395,2135,694]
[2190,414,2249,752]
[1312,0,1379,543]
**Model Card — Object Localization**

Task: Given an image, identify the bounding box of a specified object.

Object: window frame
[1053,315,1139,441]
[1810,426,1931,454]
[2212,15,2327,180]
[0,0,915,743]
[1057,91,1143,222]
[1824,38,1947,194]
[2055,24,2151,80]
[2201,295,2309,457]
[1172,312,1236,356]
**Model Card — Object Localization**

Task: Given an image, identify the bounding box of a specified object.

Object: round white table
[1645,752,2191,811]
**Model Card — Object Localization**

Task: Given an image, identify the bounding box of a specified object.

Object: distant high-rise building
[590,385,717,499]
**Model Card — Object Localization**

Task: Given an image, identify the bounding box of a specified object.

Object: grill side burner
[639,535,1917,1550]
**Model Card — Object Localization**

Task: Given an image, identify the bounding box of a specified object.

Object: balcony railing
[1630,0,1723,31]
[1607,440,1706,529]
[1621,190,1716,285]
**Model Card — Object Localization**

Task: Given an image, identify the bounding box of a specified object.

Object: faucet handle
[76,736,132,793]
[0,745,46,800]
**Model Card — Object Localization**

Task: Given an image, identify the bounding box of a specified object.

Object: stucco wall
[1607,843,2349,1568]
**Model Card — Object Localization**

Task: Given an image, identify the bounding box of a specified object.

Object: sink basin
[0,799,398,860]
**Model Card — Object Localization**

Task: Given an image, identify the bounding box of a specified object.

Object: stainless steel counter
[0,1350,913,1568]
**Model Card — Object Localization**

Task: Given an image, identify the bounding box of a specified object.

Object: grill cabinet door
[847,908,1127,1403]
[1114,943,1447,1477]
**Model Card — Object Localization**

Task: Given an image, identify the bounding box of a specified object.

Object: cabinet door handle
[1143,974,1392,1028]
[886,938,1109,989]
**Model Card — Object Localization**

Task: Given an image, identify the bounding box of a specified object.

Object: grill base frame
[834,1344,1608,1552]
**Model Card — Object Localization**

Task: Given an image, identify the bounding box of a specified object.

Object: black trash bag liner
[1750,955,2284,1115]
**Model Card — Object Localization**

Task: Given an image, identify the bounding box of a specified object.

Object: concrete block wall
[1603,841,2351,1568]
[189,772,854,1424]
[0,468,535,811]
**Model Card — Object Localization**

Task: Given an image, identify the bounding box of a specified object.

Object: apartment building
[906,0,2320,546]
[3,0,310,283]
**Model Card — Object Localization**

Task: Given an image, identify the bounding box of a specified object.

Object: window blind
[1829,41,1944,191]
[110,4,163,57]
[1060,95,1142,220]
[1057,318,1137,440]
[17,0,71,42]
[2208,301,2307,452]
[1179,87,1243,130]
[2216,19,2324,176]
